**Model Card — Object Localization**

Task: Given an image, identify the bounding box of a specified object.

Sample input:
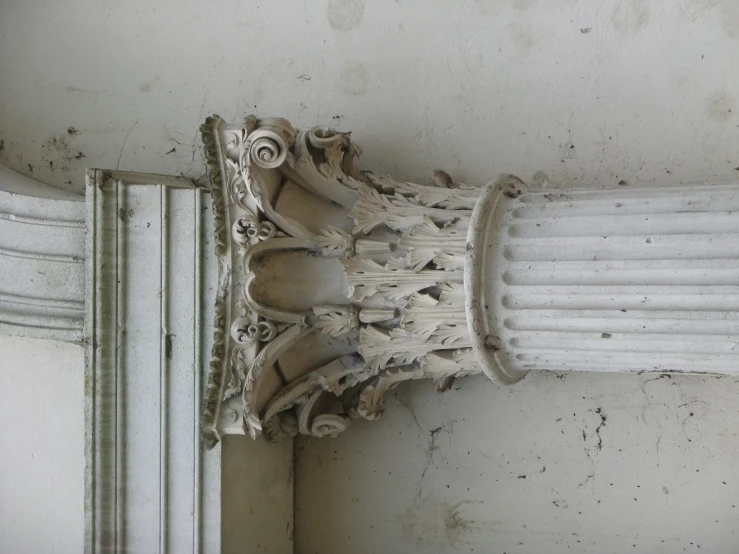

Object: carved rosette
[200,115,481,445]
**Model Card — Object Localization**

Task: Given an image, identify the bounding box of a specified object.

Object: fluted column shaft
[466,176,739,382]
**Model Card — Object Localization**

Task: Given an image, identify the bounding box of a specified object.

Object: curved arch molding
[0,164,85,342]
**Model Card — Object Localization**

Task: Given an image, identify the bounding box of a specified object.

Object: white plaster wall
[0,336,84,554]
[2,0,738,196]
[2,1,739,553]
[297,373,739,553]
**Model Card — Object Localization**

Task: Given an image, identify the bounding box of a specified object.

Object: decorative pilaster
[84,170,221,554]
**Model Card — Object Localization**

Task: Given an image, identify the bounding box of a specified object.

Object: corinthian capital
[200,115,481,445]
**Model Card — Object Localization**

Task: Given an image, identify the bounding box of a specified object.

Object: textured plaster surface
[0,336,84,554]
[1,0,738,195]
[298,372,739,553]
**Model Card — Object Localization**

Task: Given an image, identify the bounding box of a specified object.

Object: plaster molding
[84,170,220,554]
[0,164,85,342]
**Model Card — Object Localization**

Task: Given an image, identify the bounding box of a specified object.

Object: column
[202,115,739,444]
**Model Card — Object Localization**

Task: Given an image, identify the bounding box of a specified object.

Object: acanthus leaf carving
[202,114,483,444]
[341,257,463,302]
[316,226,355,257]
[223,346,250,401]
[402,293,467,343]
[313,305,359,337]
[439,282,465,304]
[358,326,442,373]
[400,216,467,272]
[420,349,483,384]
[283,126,371,209]
[354,365,424,420]
[368,172,480,209]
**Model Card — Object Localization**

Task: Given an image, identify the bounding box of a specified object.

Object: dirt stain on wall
[705,90,735,123]
[327,0,364,31]
[475,0,538,16]
[339,62,368,96]
[611,0,650,35]
[37,130,86,181]
[508,21,536,54]
[138,76,161,93]
[720,4,739,38]
[400,496,478,548]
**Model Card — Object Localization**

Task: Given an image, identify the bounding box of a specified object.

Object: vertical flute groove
[115,179,125,553]
[193,189,203,554]
[159,186,169,554]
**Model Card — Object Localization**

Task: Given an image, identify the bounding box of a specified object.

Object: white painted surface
[1,0,738,195]
[0,335,84,554]
[297,371,739,554]
[466,178,739,381]
[1,1,739,553]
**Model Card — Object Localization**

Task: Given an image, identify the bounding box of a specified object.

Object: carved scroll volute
[240,116,296,171]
